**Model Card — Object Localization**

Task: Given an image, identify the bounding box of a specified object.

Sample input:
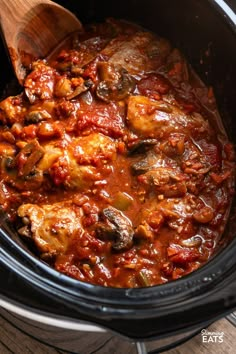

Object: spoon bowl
[0,0,83,84]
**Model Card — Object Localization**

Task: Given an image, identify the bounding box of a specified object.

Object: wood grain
[0,311,235,354]
[0,0,82,84]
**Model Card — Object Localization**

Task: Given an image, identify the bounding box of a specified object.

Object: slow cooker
[0,0,236,352]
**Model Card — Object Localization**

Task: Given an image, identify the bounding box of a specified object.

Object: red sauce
[0,19,234,287]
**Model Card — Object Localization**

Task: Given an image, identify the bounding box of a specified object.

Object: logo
[201,329,224,343]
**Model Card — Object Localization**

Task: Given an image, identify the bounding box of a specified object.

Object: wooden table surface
[0,310,235,354]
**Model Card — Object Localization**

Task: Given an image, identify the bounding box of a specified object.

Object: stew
[0,19,234,287]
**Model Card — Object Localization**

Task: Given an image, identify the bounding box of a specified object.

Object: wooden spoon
[0,0,83,84]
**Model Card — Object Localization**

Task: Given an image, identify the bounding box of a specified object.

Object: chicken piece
[135,195,207,241]
[138,167,188,198]
[71,132,116,163]
[37,143,63,171]
[135,215,164,240]
[52,18,143,75]
[0,95,26,125]
[1,132,116,191]
[102,31,171,75]
[127,95,210,138]
[0,142,16,157]
[158,197,199,222]
[65,132,116,189]
[39,133,117,189]
[17,202,83,257]
[159,136,218,193]
[24,61,58,104]
[96,206,134,251]
[52,25,118,74]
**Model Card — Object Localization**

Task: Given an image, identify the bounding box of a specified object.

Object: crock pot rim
[209,0,236,31]
[0,296,106,332]
[1,223,236,311]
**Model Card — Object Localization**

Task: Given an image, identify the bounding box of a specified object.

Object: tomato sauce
[0,19,234,287]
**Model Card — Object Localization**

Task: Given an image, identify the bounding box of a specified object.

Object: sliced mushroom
[96,206,134,251]
[96,62,135,102]
[54,77,73,98]
[180,236,202,248]
[97,61,120,82]
[25,110,52,124]
[193,206,214,224]
[18,225,32,238]
[128,139,157,155]
[131,151,163,175]
[159,134,186,157]
[1,156,16,172]
[16,140,44,177]
[0,140,44,190]
[9,168,44,191]
[2,167,43,191]
[66,79,93,100]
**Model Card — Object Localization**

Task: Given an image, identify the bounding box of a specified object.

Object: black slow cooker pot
[0,0,236,344]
